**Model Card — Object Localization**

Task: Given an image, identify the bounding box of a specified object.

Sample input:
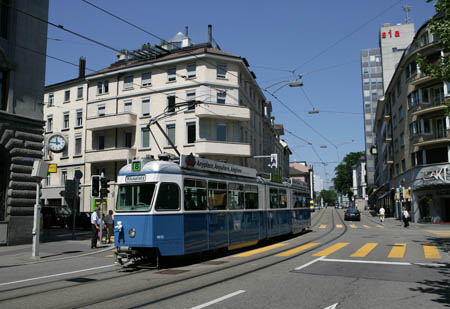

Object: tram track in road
[72,208,349,309]
[0,208,348,308]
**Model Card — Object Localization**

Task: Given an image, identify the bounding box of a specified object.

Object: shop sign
[180,154,257,178]
[423,166,449,182]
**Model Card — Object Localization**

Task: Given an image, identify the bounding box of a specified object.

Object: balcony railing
[85,147,136,163]
[412,130,450,148]
[86,112,137,131]
[195,103,250,121]
[195,140,251,156]
[412,98,447,117]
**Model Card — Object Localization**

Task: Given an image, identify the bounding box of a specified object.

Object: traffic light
[100,177,110,198]
[91,175,100,198]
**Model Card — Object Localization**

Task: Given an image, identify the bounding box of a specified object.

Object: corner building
[42,31,290,214]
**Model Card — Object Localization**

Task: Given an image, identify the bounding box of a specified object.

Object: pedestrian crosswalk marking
[423,245,441,259]
[426,230,450,238]
[336,224,343,228]
[312,242,350,257]
[350,243,378,257]
[388,243,406,258]
[349,224,357,228]
[363,225,371,229]
[105,254,114,258]
[319,225,327,229]
[376,225,384,229]
[276,243,320,257]
[233,243,288,257]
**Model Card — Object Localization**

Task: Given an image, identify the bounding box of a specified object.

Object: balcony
[195,103,250,121]
[410,72,436,86]
[85,147,136,163]
[195,140,251,156]
[412,99,447,118]
[86,113,137,131]
[413,130,450,149]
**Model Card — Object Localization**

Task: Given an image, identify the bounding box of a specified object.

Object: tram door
[207,181,228,249]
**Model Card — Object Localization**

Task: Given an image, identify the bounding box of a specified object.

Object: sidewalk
[0,233,114,267]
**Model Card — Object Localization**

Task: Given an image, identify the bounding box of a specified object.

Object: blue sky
[45,0,437,186]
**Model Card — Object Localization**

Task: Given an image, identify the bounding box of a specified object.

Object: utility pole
[402,5,412,24]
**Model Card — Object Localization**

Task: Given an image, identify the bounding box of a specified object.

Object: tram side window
[155,183,180,211]
[208,181,227,210]
[270,188,279,209]
[228,183,244,210]
[116,183,156,211]
[279,189,287,208]
[293,191,302,208]
[245,184,258,209]
[184,178,207,211]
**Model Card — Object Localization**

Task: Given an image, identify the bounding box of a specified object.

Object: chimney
[208,24,212,45]
[78,57,86,78]
[185,26,189,37]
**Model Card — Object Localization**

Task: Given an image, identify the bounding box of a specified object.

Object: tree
[317,189,338,205]
[417,0,450,82]
[332,151,364,199]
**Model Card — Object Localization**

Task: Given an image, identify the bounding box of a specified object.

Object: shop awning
[378,190,392,200]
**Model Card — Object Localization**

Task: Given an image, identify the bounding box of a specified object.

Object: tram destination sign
[180,154,257,178]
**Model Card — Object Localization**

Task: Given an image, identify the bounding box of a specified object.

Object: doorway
[443,198,450,222]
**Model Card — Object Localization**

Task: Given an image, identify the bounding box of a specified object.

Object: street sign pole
[32,182,40,258]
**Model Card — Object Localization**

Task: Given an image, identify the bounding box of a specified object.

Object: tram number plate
[126,175,146,183]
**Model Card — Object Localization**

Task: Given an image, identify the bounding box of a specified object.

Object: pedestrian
[91,207,100,248]
[379,206,385,223]
[402,206,409,228]
[104,210,114,244]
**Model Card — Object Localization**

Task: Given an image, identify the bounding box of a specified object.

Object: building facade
[0,0,49,245]
[42,31,290,214]
[374,16,450,222]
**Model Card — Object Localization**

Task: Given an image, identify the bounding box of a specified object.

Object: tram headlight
[129,228,136,238]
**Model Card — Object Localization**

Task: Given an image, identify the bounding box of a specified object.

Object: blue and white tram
[114,155,311,266]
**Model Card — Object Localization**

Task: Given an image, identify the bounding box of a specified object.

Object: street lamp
[308,108,320,114]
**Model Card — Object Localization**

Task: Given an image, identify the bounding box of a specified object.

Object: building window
[166,123,176,145]
[393,115,397,129]
[64,90,70,102]
[216,124,227,141]
[61,170,67,185]
[217,63,227,79]
[75,134,82,155]
[217,90,226,104]
[141,126,150,148]
[187,63,196,78]
[48,93,54,106]
[423,119,432,134]
[47,115,53,132]
[123,100,132,113]
[186,121,196,144]
[62,136,69,157]
[97,104,105,116]
[0,0,9,39]
[141,97,150,116]
[97,80,109,95]
[0,71,7,111]
[123,75,133,90]
[98,135,105,150]
[167,95,176,113]
[125,132,132,148]
[400,133,405,146]
[76,109,83,127]
[77,86,83,99]
[406,61,417,79]
[141,72,152,86]
[167,67,176,82]
[63,112,70,129]
[186,91,196,110]
[399,106,404,121]
[401,159,406,172]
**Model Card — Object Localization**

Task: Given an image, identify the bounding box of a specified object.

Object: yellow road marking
[363,225,371,229]
[423,245,441,259]
[313,242,350,257]
[426,230,450,238]
[319,225,327,229]
[228,240,258,251]
[336,224,343,228]
[349,224,357,228]
[105,254,114,258]
[276,243,320,257]
[376,225,385,229]
[388,243,406,258]
[233,243,288,257]
[350,243,378,258]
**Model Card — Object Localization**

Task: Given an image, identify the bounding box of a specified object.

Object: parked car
[65,212,92,230]
[41,206,70,228]
[344,208,361,221]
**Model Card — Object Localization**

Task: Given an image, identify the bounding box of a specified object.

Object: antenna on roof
[402,5,412,24]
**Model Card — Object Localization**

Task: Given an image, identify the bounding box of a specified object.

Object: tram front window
[116,183,156,211]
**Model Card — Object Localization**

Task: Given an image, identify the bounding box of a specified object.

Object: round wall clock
[48,134,66,153]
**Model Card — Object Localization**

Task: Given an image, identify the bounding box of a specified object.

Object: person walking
[379,206,385,223]
[104,210,114,244]
[402,206,409,228]
[91,207,100,248]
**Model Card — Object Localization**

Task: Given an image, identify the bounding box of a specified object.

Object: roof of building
[290,162,310,174]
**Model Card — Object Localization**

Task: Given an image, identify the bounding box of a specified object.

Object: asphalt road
[0,207,448,309]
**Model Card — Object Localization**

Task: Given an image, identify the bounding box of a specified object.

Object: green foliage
[417,0,450,82]
[141,42,152,50]
[332,151,364,199]
[317,189,338,205]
